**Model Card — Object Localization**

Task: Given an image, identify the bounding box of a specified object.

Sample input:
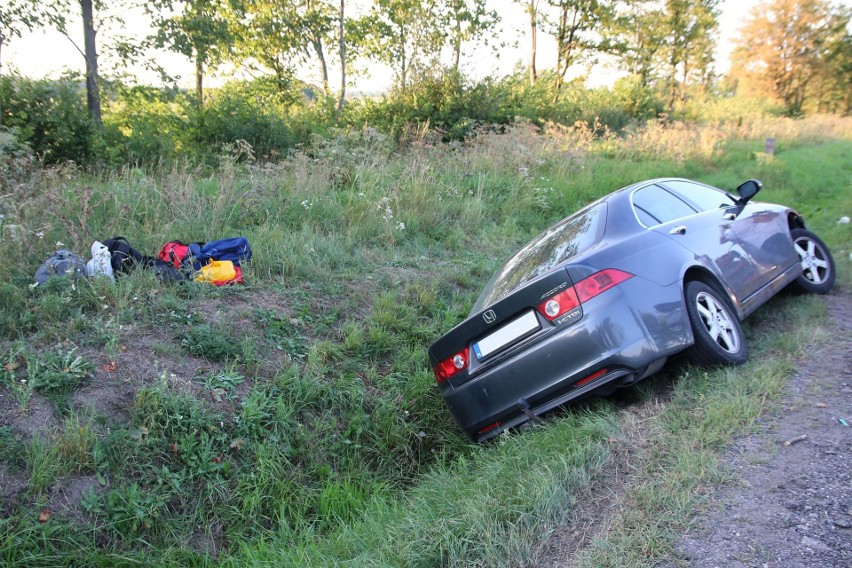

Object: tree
[228,0,339,96]
[816,6,851,114]
[733,0,844,115]
[149,0,233,108]
[546,0,618,103]
[0,0,40,78]
[661,0,720,113]
[338,0,345,111]
[304,0,335,95]
[30,0,115,127]
[358,0,444,93]
[80,0,101,125]
[614,0,665,89]
[523,0,539,86]
[227,0,303,91]
[0,0,42,126]
[441,0,499,74]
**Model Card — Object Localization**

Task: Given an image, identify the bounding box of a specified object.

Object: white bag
[86,241,115,281]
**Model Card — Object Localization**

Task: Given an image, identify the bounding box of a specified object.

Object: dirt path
[535,287,852,567]
[676,288,852,567]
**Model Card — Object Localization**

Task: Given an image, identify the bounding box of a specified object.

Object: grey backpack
[33,250,88,285]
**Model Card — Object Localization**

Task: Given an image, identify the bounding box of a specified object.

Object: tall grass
[0,115,849,564]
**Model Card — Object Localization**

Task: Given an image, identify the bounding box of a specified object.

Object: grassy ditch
[0,116,849,565]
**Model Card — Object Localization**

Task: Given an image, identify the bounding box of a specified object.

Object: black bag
[101,236,154,275]
[101,237,193,282]
[150,259,190,282]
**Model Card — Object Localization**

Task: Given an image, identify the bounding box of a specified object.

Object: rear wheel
[684,281,749,366]
[790,228,835,294]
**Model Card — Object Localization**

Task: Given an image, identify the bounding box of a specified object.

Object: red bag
[158,241,190,269]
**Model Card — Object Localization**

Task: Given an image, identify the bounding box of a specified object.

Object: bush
[199,78,324,160]
[100,85,194,165]
[0,74,95,164]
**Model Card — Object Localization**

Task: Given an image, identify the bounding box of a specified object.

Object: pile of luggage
[33,236,252,287]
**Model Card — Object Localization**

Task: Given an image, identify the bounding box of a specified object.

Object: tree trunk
[0,36,4,126]
[338,0,346,112]
[452,15,461,73]
[196,55,203,108]
[400,27,407,93]
[80,0,102,127]
[667,53,679,114]
[312,36,330,96]
[528,0,537,86]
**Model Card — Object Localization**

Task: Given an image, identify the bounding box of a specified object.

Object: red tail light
[536,287,581,321]
[434,347,469,383]
[536,270,633,322]
[575,269,634,303]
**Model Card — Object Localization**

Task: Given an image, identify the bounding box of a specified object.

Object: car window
[634,205,660,226]
[631,184,697,226]
[661,180,736,211]
[471,203,607,312]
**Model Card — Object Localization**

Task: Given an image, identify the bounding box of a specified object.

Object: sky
[2,0,762,93]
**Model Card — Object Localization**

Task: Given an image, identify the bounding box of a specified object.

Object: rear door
[631,183,761,302]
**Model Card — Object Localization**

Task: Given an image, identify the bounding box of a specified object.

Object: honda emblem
[483,309,497,324]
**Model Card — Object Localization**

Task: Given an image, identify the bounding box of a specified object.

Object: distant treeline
[0,0,848,166]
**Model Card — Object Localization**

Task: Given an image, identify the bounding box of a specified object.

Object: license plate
[473,311,540,361]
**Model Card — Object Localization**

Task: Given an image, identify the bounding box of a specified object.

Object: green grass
[573,296,831,568]
[0,116,849,565]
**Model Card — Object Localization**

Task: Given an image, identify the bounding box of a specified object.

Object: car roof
[599,177,716,237]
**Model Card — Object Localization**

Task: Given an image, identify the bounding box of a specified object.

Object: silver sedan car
[429,178,836,442]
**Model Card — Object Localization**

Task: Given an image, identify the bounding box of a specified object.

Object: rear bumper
[439,278,689,441]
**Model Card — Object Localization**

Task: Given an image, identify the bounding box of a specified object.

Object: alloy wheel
[695,291,740,354]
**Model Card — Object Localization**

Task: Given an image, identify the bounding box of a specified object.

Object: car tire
[789,228,835,294]
[684,281,749,366]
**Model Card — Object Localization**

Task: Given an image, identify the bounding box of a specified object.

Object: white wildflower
[377,196,394,222]
[838,216,850,225]
[397,222,405,231]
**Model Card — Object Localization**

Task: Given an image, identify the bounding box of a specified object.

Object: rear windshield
[471,202,607,313]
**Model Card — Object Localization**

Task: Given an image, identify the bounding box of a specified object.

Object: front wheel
[684,281,749,366]
[790,228,835,294]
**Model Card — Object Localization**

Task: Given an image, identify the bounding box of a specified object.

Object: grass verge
[0,117,848,565]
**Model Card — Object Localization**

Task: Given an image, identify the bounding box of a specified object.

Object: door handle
[669,225,687,235]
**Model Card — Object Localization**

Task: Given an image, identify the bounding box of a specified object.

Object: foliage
[229,0,340,95]
[0,0,40,57]
[545,0,619,103]
[0,74,95,164]
[148,0,234,105]
[357,0,445,92]
[732,0,851,116]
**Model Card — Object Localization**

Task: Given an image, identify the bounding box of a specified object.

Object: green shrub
[0,74,95,164]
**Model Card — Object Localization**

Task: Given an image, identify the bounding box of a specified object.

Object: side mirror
[736,179,762,204]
